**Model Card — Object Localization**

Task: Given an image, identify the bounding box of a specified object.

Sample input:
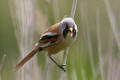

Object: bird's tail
[14,43,41,72]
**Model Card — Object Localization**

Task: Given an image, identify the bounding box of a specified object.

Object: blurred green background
[0,0,120,80]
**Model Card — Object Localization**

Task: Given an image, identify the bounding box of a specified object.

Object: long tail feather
[14,43,40,72]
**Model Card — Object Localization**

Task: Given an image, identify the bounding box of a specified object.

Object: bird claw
[58,64,66,72]
[61,64,66,66]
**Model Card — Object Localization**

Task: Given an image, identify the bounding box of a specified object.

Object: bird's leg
[38,47,43,52]
[49,56,66,72]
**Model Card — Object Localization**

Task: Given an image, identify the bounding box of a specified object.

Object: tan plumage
[14,17,78,72]
[14,44,39,71]
[14,23,59,71]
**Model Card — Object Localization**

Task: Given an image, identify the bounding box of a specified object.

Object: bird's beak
[69,27,73,37]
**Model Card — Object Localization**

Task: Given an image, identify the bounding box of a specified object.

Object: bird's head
[59,17,78,38]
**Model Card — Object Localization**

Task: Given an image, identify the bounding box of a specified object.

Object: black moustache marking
[63,28,68,38]
[63,27,76,38]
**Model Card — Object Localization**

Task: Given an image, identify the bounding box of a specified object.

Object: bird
[14,17,78,72]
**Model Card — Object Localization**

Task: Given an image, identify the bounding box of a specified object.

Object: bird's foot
[57,64,66,72]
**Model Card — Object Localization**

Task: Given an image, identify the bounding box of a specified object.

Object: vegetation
[0,0,120,80]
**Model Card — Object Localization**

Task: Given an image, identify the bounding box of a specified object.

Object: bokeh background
[0,0,120,80]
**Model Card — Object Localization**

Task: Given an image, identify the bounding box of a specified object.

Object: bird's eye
[65,23,69,29]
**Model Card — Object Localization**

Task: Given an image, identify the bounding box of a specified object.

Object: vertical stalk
[96,9,104,80]
[104,0,120,50]
[9,0,40,80]
[59,49,69,80]
[44,0,50,80]
[0,54,7,80]
[52,0,60,22]
[71,0,77,18]
[0,54,6,73]
[59,0,77,80]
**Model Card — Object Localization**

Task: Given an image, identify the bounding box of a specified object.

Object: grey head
[58,17,78,38]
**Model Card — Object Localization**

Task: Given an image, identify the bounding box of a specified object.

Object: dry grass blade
[104,0,120,50]
[43,0,50,80]
[0,54,7,72]
[60,0,78,80]
[71,0,77,18]
[59,48,69,80]
[52,0,60,22]
[96,9,104,80]
[81,68,87,80]
[9,0,40,80]
[107,32,113,80]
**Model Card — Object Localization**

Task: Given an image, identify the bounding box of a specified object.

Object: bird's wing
[39,32,59,47]
[40,32,58,40]
[39,23,60,48]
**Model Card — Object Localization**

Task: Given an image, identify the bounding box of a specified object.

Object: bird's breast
[45,36,75,56]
